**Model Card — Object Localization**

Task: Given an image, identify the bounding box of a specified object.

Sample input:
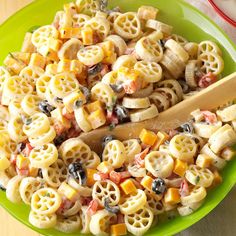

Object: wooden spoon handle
[80,72,236,152]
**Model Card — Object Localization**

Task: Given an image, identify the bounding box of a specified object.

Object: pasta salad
[0,0,233,236]
[1,103,236,235]
[1,0,225,137]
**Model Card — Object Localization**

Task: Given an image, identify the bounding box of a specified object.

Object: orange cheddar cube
[87,109,106,130]
[70,60,83,74]
[4,55,26,74]
[21,32,36,53]
[120,179,137,194]
[11,52,31,65]
[60,27,81,39]
[221,147,235,161]
[97,161,113,174]
[98,41,117,64]
[86,101,104,113]
[212,170,222,187]
[164,188,180,205]
[173,159,188,177]
[57,59,71,72]
[29,53,46,69]
[141,176,154,192]
[139,128,158,146]
[29,166,39,177]
[38,46,59,62]
[196,154,212,168]
[111,223,127,236]
[48,38,62,51]
[137,6,159,21]
[45,63,58,75]
[86,169,98,187]
[58,182,79,201]
[81,27,94,45]
[152,131,169,150]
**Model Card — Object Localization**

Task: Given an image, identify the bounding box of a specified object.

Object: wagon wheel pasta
[31,187,62,215]
[123,139,142,162]
[169,134,197,162]
[29,211,57,229]
[6,175,24,203]
[80,206,91,234]
[119,189,147,215]
[89,209,116,236]
[124,206,154,236]
[19,177,45,205]
[92,180,120,206]
[145,151,174,178]
[198,40,222,56]
[55,215,81,233]
[198,51,224,75]
[77,45,104,66]
[59,138,92,166]
[134,61,162,83]
[102,140,126,168]
[29,144,58,168]
[42,159,68,188]
[135,37,163,62]
[32,25,59,48]
[114,12,141,39]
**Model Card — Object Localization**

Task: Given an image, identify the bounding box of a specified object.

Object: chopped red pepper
[168,129,179,139]
[202,110,217,124]
[62,107,75,120]
[87,199,99,216]
[123,80,140,94]
[101,64,110,77]
[10,154,17,165]
[109,171,121,184]
[22,143,34,157]
[53,120,68,136]
[179,179,189,197]
[198,72,217,88]
[16,167,29,176]
[93,172,109,181]
[134,148,149,168]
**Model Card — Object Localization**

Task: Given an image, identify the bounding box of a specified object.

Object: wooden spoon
[80,72,236,153]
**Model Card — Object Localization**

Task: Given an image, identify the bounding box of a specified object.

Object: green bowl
[0,0,236,235]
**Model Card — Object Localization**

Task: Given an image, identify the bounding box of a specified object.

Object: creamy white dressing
[214,0,236,21]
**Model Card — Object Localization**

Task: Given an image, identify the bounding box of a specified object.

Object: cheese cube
[4,55,26,74]
[63,90,86,113]
[11,52,31,65]
[48,38,62,51]
[164,188,180,204]
[196,154,212,168]
[141,176,153,192]
[60,27,81,39]
[152,131,169,150]
[137,6,159,21]
[58,182,79,201]
[87,109,106,130]
[86,169,98,187]
[97,161,113,174]
[16,154,29,170]
[81,27,94,45]
[221,147,235,161]
[29,166,39,177]
[86,101,104,113]
[173,159,188,177]
[212,170,222,187]
[139,129,157,146]
[70,60,83,74]
[38,46,59,62]
[0,155,10,171]
[29,53,46,69]
[21,32,36,53]
[57,59,71,72]
[111,223,127,236]
[120,179,137,194]
[51,108,71,129]
[98,41,117,64]
[45,63,58,75]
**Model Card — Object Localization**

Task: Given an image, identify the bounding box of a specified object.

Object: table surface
[0,1,235,236]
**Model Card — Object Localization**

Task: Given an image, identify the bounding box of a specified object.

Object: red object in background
[208,0,236,27]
